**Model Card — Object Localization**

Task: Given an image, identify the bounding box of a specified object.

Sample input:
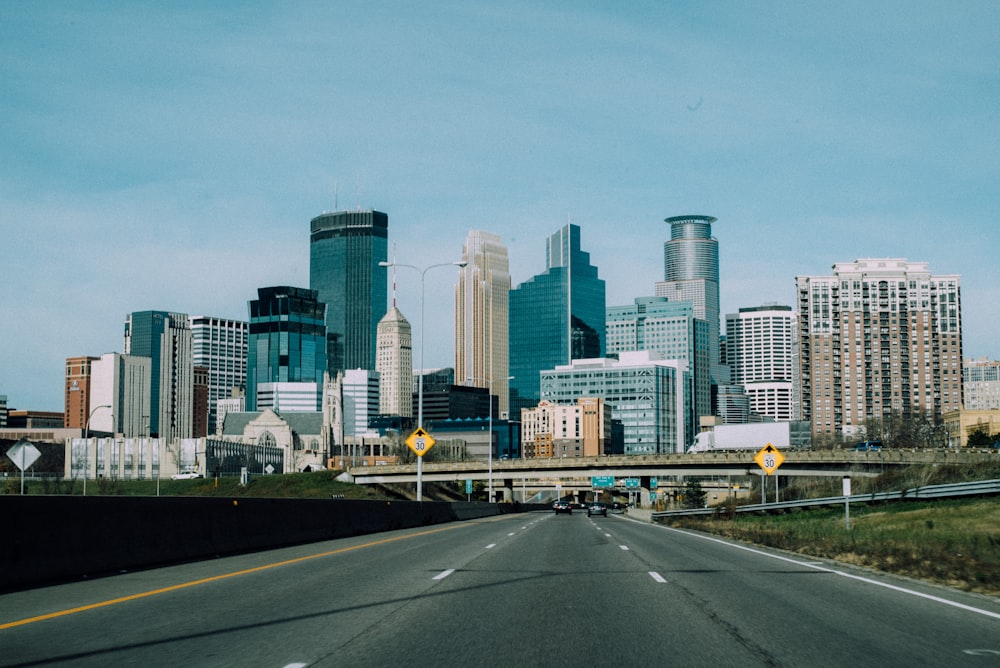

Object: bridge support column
[500,478,515,503]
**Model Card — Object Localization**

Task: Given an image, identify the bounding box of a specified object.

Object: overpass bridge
[340,449,997,502]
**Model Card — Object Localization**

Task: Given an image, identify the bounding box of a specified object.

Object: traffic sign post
[406,427,435,457]
[6,438,42,496]
[754,443,784,475]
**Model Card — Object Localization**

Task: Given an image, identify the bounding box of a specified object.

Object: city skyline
[3,2,999,411]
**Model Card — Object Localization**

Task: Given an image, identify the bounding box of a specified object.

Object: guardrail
[651,478,1000,519]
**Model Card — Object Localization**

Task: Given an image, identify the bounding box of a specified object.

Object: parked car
[171,471,203,480]
[587,502,608,517]
[553,500,572,515]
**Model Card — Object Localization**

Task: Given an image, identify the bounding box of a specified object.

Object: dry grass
[666,497,1000,595]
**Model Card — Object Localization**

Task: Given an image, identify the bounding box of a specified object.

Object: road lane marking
[619,545,630,551]
[0,522,477,630]
[605,533,612,538]
[649,572,667,583]
[655,524,1000,621]
[433,569,456,580]
[485,543,497,549]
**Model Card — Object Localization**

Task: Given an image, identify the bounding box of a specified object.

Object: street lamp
[486,375,514,503]
[379,259,466,501]
[83,404,111,496]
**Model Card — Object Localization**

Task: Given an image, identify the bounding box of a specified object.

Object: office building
[246,286,327,412]
[341,368,380,437]
[124,310,193,441]
[309,209,388,375]
[191,316,248,435]
[0,394,6,428]
[606,296,710,434]
[65,356,100,430]
[540,351,689,454]
[963,358,1000,411]
[509,224,605,414]
[725,305,798,422]
[521,398,612,458]
[456,230,510,414]
[655,215,723,384]
[376,307,413,417]
[797,258,963,439]
[90,352,152,437]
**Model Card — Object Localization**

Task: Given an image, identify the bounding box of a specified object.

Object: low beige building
[942,409,1000,447]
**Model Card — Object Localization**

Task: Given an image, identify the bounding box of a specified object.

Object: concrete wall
[0,497,534,592]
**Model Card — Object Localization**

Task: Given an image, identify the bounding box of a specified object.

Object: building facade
[124,310,193,442]
[796,259,963,439]
[725,305,798,422]
[309,210,388,375]
[509,224,606,414]
[963,358,1000,411]
[455,230,511,414]
[246,287,327,412]
[341,368,380,437]
[539,351,689,455]
[376,306,413,417]
[190,316,248,436]
[521,398,612,458]
[90,352,152,437]
[64,356,100,430]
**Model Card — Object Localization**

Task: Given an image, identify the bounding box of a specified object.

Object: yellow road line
[1,522,471,630]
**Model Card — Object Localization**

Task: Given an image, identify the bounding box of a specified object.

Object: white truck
[687,421,810,453]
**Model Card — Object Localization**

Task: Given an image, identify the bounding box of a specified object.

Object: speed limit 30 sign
[754,443,785,475]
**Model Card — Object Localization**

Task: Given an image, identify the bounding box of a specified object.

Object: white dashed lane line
[649,572,667,583]
[433,569,455,580]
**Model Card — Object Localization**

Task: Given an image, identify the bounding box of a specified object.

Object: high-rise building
[376,306,412,417]
[521,398,612,458]
[725,305,798,422]
[192,365,209,438]
[963,358,1000,410]
[124,310,193,441]
[65,355,100,430]
[509,224,605,414]
[456,230,510,414]
[606,296,710,437]
[341,368,380,437]
[90,352,152,437]
[191,316,248,435]
[797,258,963,439]
[540,351,689,454]
[0,394,6,428]
[309,210,388,375]
[246,287,327,412]
[655,215,723,383]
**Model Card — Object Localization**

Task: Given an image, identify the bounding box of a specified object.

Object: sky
[2,1,999,412]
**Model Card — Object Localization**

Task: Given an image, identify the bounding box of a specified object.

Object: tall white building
[376,306,413,417]
[90,353,152,437]
[963,358,1000,410]
[725,305,798,422]
[456,230,510,414]
[797,258,963,439]
[191,316,248,435]
[342,369,380,437]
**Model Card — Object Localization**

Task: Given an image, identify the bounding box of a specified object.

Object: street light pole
[379,259,466,502]
[83,404,111,496]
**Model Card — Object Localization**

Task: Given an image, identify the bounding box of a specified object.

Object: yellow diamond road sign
[754,443,785,475]
[406,427,435,458]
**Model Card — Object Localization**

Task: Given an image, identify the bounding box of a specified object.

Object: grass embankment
[665,462,1000,596]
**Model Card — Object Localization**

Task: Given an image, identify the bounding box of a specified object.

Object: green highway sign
[592,475,615,488]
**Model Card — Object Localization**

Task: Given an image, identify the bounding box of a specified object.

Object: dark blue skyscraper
[509,224,605,413]
[246,287,327,412]
[309,210,388,375]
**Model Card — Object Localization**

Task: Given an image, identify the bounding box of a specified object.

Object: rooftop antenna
[334,180,338,211]
[391,244,399,308]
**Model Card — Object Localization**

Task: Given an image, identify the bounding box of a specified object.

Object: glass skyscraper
[309,210,388,375]
[246,286,327,412]
[123,310,193,441]
[509,224,605,414]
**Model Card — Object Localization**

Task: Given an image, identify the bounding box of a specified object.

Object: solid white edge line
[653,524,1000,621]
[649,572,667,583]
[433,569,455,580]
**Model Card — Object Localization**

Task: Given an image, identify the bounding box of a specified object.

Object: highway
[2,511,999,667]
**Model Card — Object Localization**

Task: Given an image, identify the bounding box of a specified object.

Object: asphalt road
[2,511,999,667]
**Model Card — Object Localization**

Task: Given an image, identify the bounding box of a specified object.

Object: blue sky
[3,1,998,411]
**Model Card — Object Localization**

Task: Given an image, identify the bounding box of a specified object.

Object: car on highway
[610,502,626,514]
[587,502,608,517]
[171,471,203,480]
[553,500,572,515]
[853,440,883,452]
